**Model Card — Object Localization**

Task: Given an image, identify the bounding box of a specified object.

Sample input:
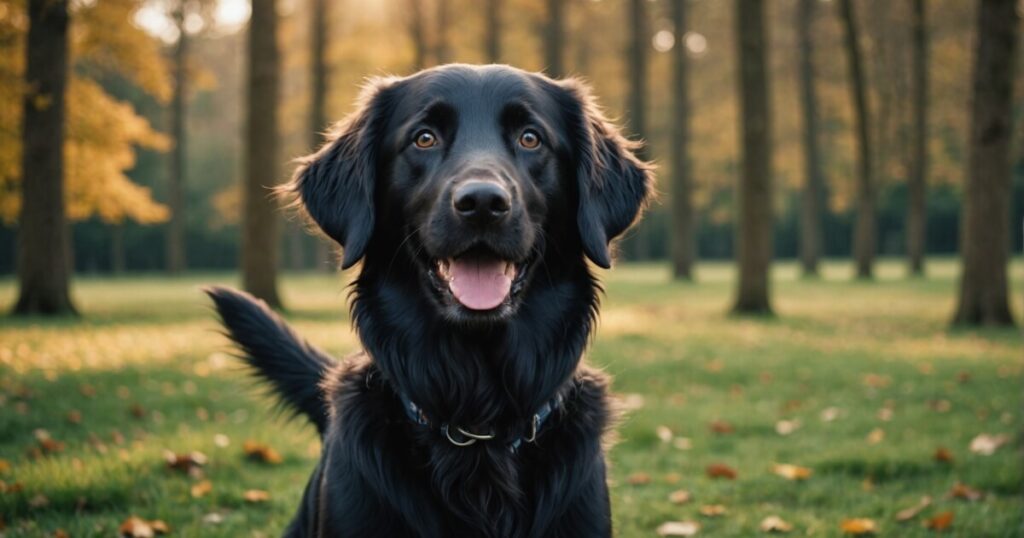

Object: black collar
[399,390,565,454]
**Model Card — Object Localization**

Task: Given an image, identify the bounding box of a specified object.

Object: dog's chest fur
[316,354,613,537]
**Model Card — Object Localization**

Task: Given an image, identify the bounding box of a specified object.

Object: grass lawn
[0,258,1021,537]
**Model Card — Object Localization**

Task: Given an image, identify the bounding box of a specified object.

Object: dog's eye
[518,130,541,150]
[414,130,438,149]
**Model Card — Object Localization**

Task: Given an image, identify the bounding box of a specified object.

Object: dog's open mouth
[431,250,530,311]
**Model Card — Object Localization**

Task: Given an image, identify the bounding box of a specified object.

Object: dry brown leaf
[866,428,885,445]
[698,504,727,517]
[775,419,801,436]
[759,515,793,533]
[66,410,82,424]
[772,463,812,481]
[119,516,169,537]
[190,480,213,498]
[968,433,1009,456]
[625,472,651,485]
[243,489,270,503]
[164,450,208,475]
[895,496,932,521]
[709,420,734,435]
[243,440,284,464]
[668,489,692,504]
[129,404,146,419]
[820,407,841,422]
[656,426,673,443]
[53,529,69,538]
[947,482,983,501]
[840,518,878,535]
[705,463,737,480]
[924,511,954,531]
[656,520,700,536]
[933,447,954,463]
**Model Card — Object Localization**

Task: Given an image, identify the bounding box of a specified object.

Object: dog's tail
[204,286,332,434]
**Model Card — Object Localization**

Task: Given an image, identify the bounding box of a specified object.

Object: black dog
[207,64,651,537]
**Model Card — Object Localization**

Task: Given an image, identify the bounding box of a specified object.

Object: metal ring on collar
[523,414,540,443]
[443,424,478,447]
[456,427,495,441]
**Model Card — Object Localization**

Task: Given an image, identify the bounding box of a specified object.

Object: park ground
[0,258,1021,537]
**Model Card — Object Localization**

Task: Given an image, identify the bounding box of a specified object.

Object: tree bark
[627,0,647,154]
[544,0,564,77]
[797,0,823,277]
[838,0,875,279]
[167,4,188,275]
[409,0,429,70]
[435,0,451,65]
[732,0,773,315]
[907,0,928,276]
[310,0,329,271]
[242,0,283,309]
[952,0,1018,327]
[13,0,76,316]
[485,0,501,63]
[670,0,695,280]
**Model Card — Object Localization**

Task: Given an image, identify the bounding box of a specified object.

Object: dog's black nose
[453,181,511,225]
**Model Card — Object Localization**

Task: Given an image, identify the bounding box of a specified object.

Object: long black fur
[208,64,652,538]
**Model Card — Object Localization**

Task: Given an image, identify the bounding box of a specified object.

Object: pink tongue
[449,258,512,310]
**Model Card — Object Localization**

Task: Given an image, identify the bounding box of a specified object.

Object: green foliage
[0,259,1019,535]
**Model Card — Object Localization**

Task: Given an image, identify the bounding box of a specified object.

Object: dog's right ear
[283,78,397,269]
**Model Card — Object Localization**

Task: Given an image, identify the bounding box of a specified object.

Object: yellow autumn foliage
[0,0,171,225]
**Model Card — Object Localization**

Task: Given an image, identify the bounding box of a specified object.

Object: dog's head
[287,65,651,323]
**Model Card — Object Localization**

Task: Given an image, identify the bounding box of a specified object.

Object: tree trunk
[167,4,188,275]
[545,0,564,77]
[310,0,329,271]
[627,0,647,154]
[435,0,451,65]
[797,0,823,277]
[838,0,874,279]
[409,0,429,70]
[952,0,1018,327]
[13,0,76,316]
[670,0,695,280]
[732,0,773,315]
[111,223,125,275]
[242,0,283,309]
[907,0,928,276]
[485,0,501,63]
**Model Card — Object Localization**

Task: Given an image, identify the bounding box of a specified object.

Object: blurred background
[0,0,1021,536]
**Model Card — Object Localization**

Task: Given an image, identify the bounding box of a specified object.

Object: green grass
[0,258,1021,537]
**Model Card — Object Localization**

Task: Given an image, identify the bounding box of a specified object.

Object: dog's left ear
[557,79,654,269]
[282,78,398,269]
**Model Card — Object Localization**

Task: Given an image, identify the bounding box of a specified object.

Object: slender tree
[796,0,823,277]
[670,0,695,280]
[907,0,928,276]
[435,0,451,65]
[166,2,188,275]
[310,0,333,271]
[838,0,875,279]
[733,0,773,314]
[408,0,429,70]
[242,0,283,308]
[544,0,564,77]
[627,0,650,259]
[485,0,501,63]
[952,0,1019,326]
[13,0,76,316]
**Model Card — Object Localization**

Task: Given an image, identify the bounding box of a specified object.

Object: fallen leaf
[775,419,801,436]
[656,520,700,536]
[933,447,954,463]
[840,518,878,535]
[705,463,737,480]
[202,512,224,525]
[243,489,270,503]
[924,511,954,531]
[877,408,894,421]
[190,480,213,498]
[820,407,841,422]
[243,440,283,464]
[866,428,885,445]
[759,515,793,533]
[698,504,727,517]
[165,450,208,476]
[53,529,69,538]
[66,410,82,424]
[947,482,983,501]
[656,426,673,443]
[956,371,971,384]
[668,489,692,504]
[895,496,932,521]
[709,420,734,434]
[119,516,169,537]
[214,434,230,448]
[772,463,812,481]
[129,403,146,419]
[968,433,1009,456]
[0,459,10,474]
[626,472,651,485]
